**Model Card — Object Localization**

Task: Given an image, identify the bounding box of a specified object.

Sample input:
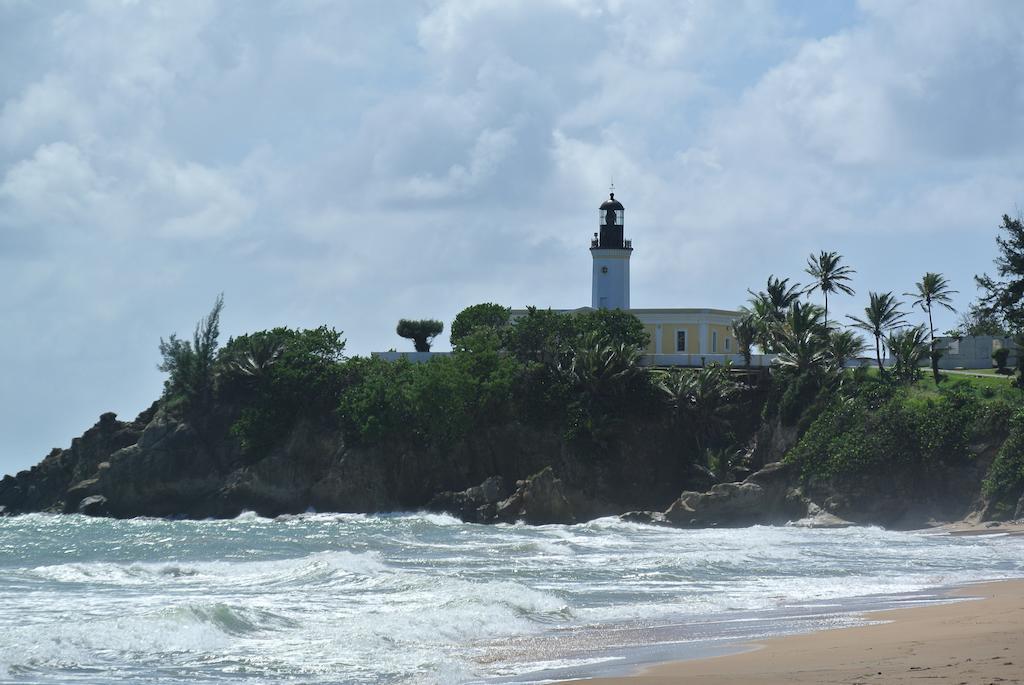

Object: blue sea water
[0,512,1022,684]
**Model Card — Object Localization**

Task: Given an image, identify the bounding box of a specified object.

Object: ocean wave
[27,550,391,588]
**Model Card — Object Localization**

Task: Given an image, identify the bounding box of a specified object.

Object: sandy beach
[567,578,1024,684]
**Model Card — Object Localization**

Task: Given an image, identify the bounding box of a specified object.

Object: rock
[620,510,671,526]
[663,462,806,528]
[1016,492,1024,521]
[494,467,576,525]
[77,495,110,517]
[427,476,508,524]
[789,501,855,528]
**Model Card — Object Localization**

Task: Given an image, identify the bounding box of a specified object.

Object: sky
[2,0,1023,475]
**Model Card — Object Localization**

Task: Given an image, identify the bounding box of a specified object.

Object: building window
[676,330,686,352]
[725,338,731,351]
[712,331,718,352]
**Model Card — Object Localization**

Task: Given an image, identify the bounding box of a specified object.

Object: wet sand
[565,579,1024,684]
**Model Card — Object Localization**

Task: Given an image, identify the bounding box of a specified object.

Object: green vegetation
[906,272,957,383]
[983,408,1024,508]
[804,250,855,328]
[221,326,347,454]
[993,347,1010,372]
[974,214,1024,333]
[450,303,510,348]
[788,379,1012,483]
[847,291,908,378]
[885,325,929,384]
[158,294,224,417]
[396,319,444,352]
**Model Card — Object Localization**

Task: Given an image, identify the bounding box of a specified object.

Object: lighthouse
[590,192,632,309]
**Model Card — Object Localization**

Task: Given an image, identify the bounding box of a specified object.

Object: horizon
[3,1,1024,475]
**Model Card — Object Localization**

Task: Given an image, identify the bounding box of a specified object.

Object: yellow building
[631,308,739,356]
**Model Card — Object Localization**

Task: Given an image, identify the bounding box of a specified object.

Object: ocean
[1,512,1022,684]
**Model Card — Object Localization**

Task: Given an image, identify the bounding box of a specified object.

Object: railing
[590,238,633,249]
[639,353,776,368]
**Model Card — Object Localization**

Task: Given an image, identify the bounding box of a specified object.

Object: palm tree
[773,302,829,376]
[826,329,867,373]
[658,365,741,458]
[905,273,957,383]
[804,251,856,329]
[732,314,757,369]
[746,276,802,352]
[847,292,908,376]
[886,325,930,383]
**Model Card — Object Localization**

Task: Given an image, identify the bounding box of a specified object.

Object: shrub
[221,326,347,454]
[450,303,511,348]
[983,408,1024,501]
[787,383,979,482]
[993,347,1010,371]
[158,294,224,415]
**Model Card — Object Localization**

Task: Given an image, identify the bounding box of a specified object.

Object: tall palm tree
[804,251,856,329]
[746,276,802,352]
[847,292,908,376]
[905,273,957,383]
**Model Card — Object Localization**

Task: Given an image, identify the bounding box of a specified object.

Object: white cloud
[2,1,1024,474]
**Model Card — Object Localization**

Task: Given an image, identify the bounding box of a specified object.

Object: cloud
[2,1,1023,475]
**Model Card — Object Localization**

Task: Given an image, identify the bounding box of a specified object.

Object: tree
[573,308,650,352]
[886,325,929,384]
[847,292,908,377]
[746,276,802,352]
[224,326,347,454]
[905,272,957,383]
[804,251,856,328]
[826,329,866,373]
[561,331,646,445]
[450,303,511,348]
[658,365,741,459]
[396,319,444,352]
[975,214,1024,333]
[505,307,577,364]
[224,334,284,384]
[732,314,757,369]
[948,304,1009,338]
[158,294,224,413]
[773,302,829,376]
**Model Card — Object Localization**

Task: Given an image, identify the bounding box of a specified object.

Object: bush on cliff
[220,326,347,454]
[982,407,1024,506]
[786,380,1010,483]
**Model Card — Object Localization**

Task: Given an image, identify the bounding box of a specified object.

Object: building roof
[599,193,624,211]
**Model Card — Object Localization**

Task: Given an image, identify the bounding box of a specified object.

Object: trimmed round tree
[396,319,444,352]
[450,303,510,348]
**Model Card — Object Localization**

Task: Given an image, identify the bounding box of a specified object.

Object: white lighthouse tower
[590,192,632,309]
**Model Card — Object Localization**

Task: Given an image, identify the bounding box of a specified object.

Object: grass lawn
[946,367,1003,376]
[911,370,1019,402]
[859,365,1021,402]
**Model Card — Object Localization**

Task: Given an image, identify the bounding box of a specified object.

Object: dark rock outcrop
[77,495,110,517]
[427,476,508,523]
[619,510,671,526]
[494,467,577,525]
[664,462,808,527]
